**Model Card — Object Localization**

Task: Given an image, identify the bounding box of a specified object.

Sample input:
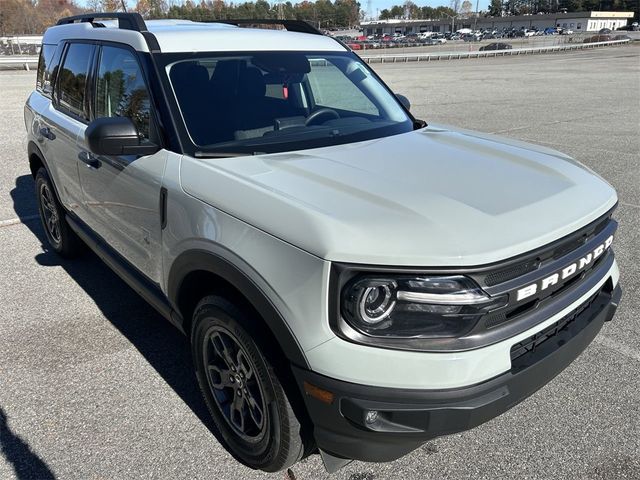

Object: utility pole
[443,14,456,33]
[474,0,479,31]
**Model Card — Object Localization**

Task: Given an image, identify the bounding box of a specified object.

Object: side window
[56,43,94,120]
[306,60,379,116]
[36,44,60,96]
[95,46,151,138]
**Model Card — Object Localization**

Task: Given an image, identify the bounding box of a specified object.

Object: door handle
[78,151,101,169]
[39,127,56,140]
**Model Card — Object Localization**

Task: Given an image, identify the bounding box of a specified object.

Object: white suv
[25,13,622,473]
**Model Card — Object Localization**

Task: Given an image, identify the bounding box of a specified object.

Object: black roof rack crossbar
[210,19,322,36]
[56,12,148,32]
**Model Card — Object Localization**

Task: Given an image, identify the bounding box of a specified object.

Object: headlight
[341,275,506,339]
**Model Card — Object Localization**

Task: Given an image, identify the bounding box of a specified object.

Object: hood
[180,125,617,266]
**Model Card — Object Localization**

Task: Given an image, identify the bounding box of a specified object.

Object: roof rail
[56,12,148,32]
[211,19,323,36]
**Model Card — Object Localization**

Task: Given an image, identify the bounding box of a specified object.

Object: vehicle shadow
[12,174,39,220]
[9,174,215,434]
[0,407,56,480]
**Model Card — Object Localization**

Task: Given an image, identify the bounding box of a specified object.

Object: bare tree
[102,0,125,11]
[85,0,103,11]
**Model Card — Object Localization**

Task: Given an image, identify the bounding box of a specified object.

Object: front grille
[485,260,539,287]
[509,287,604,365]
[476,210,614,289]
[475,207,616,334]
[484,246,611,331]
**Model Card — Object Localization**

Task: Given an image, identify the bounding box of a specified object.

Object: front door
[77,44,167,284]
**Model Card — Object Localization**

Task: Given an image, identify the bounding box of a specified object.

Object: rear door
[77,43,167,283]
[40,42,96,212]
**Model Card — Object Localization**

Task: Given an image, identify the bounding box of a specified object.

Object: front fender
[167,248,309,369]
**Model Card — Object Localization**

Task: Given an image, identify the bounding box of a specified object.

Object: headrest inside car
[252,53,311,75]
[238,67,266,98]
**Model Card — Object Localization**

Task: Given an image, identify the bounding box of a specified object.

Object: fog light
[365,410,379,425]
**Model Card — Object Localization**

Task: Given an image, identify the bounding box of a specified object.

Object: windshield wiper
[194,151,257,158]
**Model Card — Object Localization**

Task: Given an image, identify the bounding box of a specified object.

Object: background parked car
[479,42,513,51]
[462,33,482,42]
[584,34,612,43]
[426,37,447,44]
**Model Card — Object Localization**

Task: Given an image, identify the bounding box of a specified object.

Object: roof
[147,21,345,53]
[42,18,346,53]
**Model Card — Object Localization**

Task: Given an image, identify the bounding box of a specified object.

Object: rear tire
[35,168,83,258]
[191,296,305,472]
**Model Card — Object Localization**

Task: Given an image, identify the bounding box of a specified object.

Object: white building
[361,11,635,35]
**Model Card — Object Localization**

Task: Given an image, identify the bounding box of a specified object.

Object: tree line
[379,4,456,20]
[162,0,361,29]
[0,0,82,35]
[0,0,362,35]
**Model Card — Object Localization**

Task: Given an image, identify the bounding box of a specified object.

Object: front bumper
[294,283,621,463]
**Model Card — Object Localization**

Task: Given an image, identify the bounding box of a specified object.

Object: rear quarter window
[36,44,61,97]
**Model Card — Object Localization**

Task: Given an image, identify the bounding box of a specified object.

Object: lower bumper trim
[295,283,621,463]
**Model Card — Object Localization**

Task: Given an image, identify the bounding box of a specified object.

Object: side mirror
[396,93,411,111]
[85,117,159,156]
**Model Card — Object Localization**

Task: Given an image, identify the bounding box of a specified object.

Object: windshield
[162,51,413,155]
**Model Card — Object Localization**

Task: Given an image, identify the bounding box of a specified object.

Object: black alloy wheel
[39,181,61,246]
[204,325,268,442]
[191,296,306,472]
[35,168,83,257]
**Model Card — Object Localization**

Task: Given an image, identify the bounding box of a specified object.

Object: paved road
[0,46,638,480]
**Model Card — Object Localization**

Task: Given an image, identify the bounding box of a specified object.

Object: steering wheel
[305,108,340,126]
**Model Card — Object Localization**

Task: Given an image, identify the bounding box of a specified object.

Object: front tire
[35,168,83,258]
[191,296,305,472]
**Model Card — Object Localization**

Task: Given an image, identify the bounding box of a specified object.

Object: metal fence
[0,55,39,70]
[359,39,631,63]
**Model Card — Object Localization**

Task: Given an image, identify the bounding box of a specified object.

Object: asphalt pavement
[0,45,638,480]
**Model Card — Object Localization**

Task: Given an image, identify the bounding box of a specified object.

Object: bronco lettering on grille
[516,235,614,302]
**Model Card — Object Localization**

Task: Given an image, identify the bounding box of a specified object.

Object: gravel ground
[0,45,638,480]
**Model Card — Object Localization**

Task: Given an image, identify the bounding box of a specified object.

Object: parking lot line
[0,215,39,228]
[620,202,639,209]
[594,334,640,362]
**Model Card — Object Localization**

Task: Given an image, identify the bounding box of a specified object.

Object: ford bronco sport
[25,13,622,473]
